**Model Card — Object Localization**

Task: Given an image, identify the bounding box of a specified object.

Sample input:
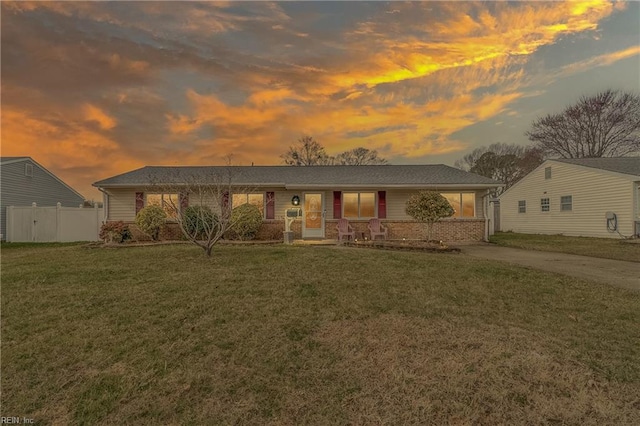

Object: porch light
[291,195,300,206]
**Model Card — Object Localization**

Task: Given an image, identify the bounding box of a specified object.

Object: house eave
[285,183,503,190]
[94,182,503,190]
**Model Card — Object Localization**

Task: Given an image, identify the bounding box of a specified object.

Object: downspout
[97,187,109,223]
[482,189,491,242]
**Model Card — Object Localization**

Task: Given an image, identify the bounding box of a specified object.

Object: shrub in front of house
[135,205,167,241]
[405,191,455,243]
[229,203,263,240]
[182,205,218,239]
[99,221,132,243]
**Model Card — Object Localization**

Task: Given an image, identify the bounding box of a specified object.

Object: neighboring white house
[500,157,640,239]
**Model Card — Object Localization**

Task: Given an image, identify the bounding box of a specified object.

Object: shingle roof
[554,157,640,177]
[94,165,501,188]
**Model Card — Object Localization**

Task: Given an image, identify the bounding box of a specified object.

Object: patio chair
[368,218,388,240]
[336,218,355,242]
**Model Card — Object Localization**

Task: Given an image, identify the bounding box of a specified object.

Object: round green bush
[183,205,218,238]
[405,191,454,223]
[135,205,167,241]
[230,203,263,241]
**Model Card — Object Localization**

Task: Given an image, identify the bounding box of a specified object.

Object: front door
[302,193,324,238]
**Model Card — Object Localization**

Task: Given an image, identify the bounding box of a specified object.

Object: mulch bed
[83,240,283,249]
[342,240,461,253]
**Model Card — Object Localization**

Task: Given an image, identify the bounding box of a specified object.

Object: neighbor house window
[541,197,550,212]
[441,193,476,218]
[545,167,551,179]
[560,195,572,211]
[147,193,179,218]
[232,193,265,216]
[518,200,526,213]
[25,163,33,177]
[343,192,375,218]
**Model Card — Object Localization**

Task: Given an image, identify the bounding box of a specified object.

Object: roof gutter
[284,183,503,190]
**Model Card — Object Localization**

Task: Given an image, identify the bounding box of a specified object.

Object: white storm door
[302,193,325,238]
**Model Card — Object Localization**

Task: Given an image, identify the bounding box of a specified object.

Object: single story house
[93,165,502,241]
[1,157,85,240]
[500,157,640,239]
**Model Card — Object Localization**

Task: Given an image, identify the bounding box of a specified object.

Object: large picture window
[343,192,375,219]
[146,193,179,218]
[441,193,475,218]
[232,193,265,215]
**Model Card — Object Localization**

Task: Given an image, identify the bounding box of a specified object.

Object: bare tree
[454,143,543,194]
[282,136,389,166]
[526,90,640,158]
[281,136,333,166]
[334,147,388,165]
[146,166,259,256]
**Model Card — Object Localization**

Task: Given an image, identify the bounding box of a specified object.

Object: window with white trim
[146,193,179,218]
[343,192,375,219]
[541,197,550,212]
[560,195,572,211]
[441,192,476,218]
[232,193,265,216]
[518,200,526,213]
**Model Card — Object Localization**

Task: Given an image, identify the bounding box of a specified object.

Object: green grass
[490,232,640,263]
[2,244,639,424]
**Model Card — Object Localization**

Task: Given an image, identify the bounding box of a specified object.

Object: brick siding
[111,218,484,242]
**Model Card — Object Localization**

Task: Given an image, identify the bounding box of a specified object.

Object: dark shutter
[377,191,386,218]
[179,192,189,210]
[266,192,275,219]
[333,191,342,219]
[135,192,144,215]
[222,191,229,209]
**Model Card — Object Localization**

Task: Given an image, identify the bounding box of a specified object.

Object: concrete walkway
[461,244,640,292]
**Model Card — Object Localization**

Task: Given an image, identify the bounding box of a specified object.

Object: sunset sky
[2,1,639,200]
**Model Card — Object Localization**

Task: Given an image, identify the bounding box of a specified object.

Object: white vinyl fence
[6,203,103,242]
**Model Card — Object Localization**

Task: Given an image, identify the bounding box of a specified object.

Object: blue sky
[2,1,639,199]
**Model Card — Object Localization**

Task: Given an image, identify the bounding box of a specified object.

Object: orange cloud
[83,104,117,130]
[1,107,142,199]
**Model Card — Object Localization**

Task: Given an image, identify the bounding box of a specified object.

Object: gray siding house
[94,164,502,241]
[500,157,640,239]
[1,157,85,239]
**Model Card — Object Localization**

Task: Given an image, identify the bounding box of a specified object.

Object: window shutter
[222,191,229,209]
[135,192,144,215]
[377,191,386,218]
[333,191,342,219]
[179,192,189,210]
[266,192,275,219]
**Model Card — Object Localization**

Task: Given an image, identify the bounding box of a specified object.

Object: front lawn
[2,244,639,424]
[490,232,640,263]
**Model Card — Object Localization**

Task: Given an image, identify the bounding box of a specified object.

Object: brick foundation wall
[110,218,484,242]
[115,221,286,242]
[325,219,485,242]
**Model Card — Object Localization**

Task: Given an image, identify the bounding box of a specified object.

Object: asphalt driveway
[462,244,640,292]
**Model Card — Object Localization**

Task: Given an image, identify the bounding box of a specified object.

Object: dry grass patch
[314,315,638,425]
[490,232,640,262]
[2,243,639,424]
